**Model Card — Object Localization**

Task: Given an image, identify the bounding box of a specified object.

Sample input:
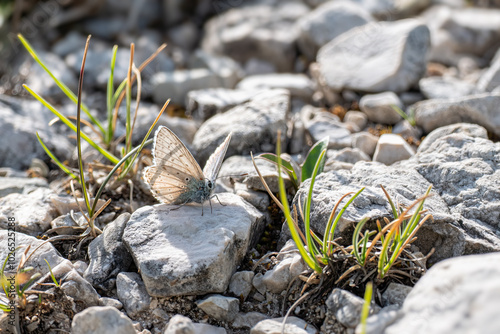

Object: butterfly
[143,126,232,215]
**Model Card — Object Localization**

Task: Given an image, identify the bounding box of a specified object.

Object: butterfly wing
[143,126,204,204]
[203,132,232,184]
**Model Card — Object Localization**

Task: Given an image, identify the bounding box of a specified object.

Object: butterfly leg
[212,194,226,207]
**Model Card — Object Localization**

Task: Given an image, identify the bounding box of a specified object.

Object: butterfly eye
[207,180,213,189]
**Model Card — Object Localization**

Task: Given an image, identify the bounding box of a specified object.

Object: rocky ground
[0,0,500,333]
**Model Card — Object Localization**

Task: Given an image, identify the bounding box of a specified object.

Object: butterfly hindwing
[203,132,232,184]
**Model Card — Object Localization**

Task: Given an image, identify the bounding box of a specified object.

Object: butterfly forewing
[203,132,232,183]
[144,126,204,204]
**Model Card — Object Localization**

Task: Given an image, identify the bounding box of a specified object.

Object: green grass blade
[44,259,59,287]
[36,132,78,180]
[326,188,365,254]
[391,105,415,126]
[18,34,106,135]
[106,45,118,145]
[360,282,373,334]
[23,85,120,164]
[276,133,321,273]
[352,217,369,266]
[303,148,327,262]
[301,136,328,182]
[258,153,298,187]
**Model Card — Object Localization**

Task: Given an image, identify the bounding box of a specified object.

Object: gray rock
[354,305,400,334]
[189,49,244,84]
[151,68,231,106]
[52,31,88,58]
[251,316,317,334]
[164,314,195,334]
[359,92,403,125]
[219,155,292,194]
[405,133,500,238]
[192,89,289,166]
[71,306,136,334]
[327,148,370,165]
[392,120,423,140]
[477,49,500,92]
[99,297,123,309]
[66,42,174,89]
[297,1,373,60]
[0,96,73,170]
[115,103,198,146]
[352,132,379,157]
[244,58,277,76]
[122,193,265,297]
[84,213,133,291]
[229,271,255,300]
[261,240,308,294]
[61,269,100,307]
[359,0,431,20]
[316,19,430,93]
[412,93,500,137]
[0,188,58,235]
[186,88,259,122]
[373,134,415,165]
[50,212,86,231]
[116,272,152,318]
[385,253,500,334]
[202,2,309,72]
[168,21,199,50]
[343,111,368,132]
[0,230,66,280]
[236,74,315,101]
[261,253,307,294]
[381,283,413,308]
[233,312,271,329]
[234,183,270,212]
[73,260,88,276]
[196,295,239,321]
[419,76,475,99]
[423,6,500,66]
[326,288,380,328]
[417,123,488,153]
[0,177,48,197]
[0,168,27,178]
[252,273,267,296]
[291,129,500,262]
[305,112,352,150]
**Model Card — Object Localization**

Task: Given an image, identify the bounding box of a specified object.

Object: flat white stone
[122,193,265,297]
[373,134,415,165]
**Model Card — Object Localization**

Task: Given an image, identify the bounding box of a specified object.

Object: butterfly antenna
[217,173,248,180]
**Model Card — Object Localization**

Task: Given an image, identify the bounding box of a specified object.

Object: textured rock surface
[122,193,265,296]
[84,213,133,291]
[297,1,372,60]
[202,2,309,72]
[385,253,500,334]
[412,93,500,136]
[316,19,430,93]
[291,126,500,263]
[192,89,289,166]
[0,188,58,235]
[359,92,403,125]
[71,306,136,334]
